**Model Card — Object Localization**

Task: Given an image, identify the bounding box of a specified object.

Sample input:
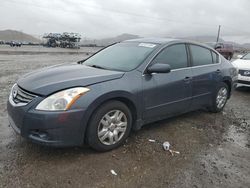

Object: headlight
[36,87,90,111]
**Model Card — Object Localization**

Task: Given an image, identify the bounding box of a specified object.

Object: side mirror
[237,55,243,59]
[147,63,171,74]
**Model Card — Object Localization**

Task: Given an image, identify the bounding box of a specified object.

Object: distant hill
[72,32,250,51]
[181,35,250,51]
[82,34,226,47]
[181,35,224,43]
[0,30,41,43]
[242,43,250,49]
[81,33,140,46]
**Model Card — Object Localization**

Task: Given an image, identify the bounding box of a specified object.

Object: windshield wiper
[87,64,107,70]
[77,60,85,64]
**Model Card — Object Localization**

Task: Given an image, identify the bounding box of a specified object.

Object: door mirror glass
[147,63,171,74]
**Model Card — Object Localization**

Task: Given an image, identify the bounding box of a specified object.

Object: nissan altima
[7,38,237,151]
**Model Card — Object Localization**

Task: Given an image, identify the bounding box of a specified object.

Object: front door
[142,44,192,120]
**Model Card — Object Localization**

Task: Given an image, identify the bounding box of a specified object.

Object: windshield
[242,53,250,60]
[84,42,158,71]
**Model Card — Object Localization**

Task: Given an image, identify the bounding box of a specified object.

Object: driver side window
[153,44,188,70]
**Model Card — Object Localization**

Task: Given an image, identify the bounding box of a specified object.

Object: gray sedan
[7,38,237,151]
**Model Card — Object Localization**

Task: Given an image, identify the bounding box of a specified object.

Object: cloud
[0,0,250,42]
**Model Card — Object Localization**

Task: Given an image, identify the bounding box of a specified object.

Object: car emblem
[12,86,18,99]
[244,71,250,76]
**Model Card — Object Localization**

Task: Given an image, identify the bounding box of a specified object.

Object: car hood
[232,59,250,69]
[17,63,124,96]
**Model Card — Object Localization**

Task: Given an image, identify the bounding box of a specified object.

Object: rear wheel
[209,82,229,113]
[227,53,232,60]
[86,100,132,151]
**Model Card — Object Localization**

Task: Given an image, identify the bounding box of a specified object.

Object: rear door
[188,44,221,108]
[142,43,192,120]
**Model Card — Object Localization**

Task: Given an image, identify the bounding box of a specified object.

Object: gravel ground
[0,44,102,54]
[0,47,249,188]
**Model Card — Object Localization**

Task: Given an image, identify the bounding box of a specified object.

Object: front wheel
[209,82,229,113]
[86,100,132,151]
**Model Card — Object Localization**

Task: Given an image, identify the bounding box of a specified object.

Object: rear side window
[190,45,213,66]
[211,51,219,63]
[153,44,188,69]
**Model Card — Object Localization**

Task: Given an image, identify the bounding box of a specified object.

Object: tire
[209,82,229,113]
[86,100,132,151]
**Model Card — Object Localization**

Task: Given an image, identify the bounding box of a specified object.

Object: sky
[1,0,250,43]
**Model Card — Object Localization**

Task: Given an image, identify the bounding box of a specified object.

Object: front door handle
[216,69,221,73]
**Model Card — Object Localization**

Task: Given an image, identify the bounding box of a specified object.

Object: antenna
[216,25,221,43]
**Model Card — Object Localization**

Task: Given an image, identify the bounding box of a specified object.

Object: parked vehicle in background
[43,32,81,49]
[7,38,237,151]
[232,52,250,87]
[206,42,234,60]
[215,43,234,60]
[10,41,22,47]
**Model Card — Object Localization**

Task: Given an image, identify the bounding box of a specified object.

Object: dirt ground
[0,46,249,188]
[0,44,102,54]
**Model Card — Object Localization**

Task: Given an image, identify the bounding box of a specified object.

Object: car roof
[124,37,219,54]
[124,38,181,44]
[124,37,213,47]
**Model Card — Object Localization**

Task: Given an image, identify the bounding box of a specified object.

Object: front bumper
[7,99,87,147]
[237,74,250,87]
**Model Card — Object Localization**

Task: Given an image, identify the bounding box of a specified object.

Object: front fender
[72,73,143,143]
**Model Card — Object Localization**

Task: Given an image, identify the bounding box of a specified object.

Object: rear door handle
[183,76,192,82]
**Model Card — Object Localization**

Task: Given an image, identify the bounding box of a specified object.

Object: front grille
[12,85,37,105]
[237,80,250,85]
[239,69,250,77]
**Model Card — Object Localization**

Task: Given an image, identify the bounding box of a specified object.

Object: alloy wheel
[216,87,228,109]
[97,110,127,145]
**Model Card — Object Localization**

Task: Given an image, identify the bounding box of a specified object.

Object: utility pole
[216,25,221,43]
